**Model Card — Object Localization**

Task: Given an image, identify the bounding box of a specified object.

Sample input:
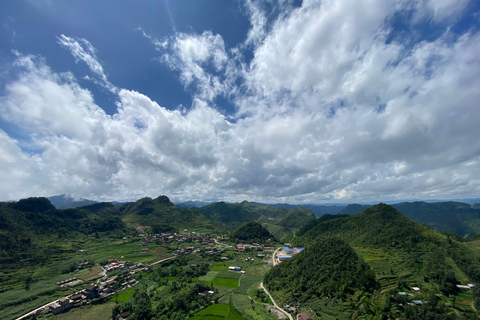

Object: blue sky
[0,0,479,203]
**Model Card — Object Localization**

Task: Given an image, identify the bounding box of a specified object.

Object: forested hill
[116,195,223,233]
[231,221,274,242]
[0,197,125,265]
[264,237,377,302]
[197,200,316,240]
[298,203,433,250]
[290,204,480,318]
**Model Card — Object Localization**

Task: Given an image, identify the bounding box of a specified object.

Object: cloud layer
[0,0,479,203]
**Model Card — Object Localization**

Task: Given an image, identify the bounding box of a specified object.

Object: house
[297,311,314,320]
[50,297,72,315]
[411,287,421,292]
[70,293,83,299]
[141,248,149,253]
[84,284,99,299]
[283,247,293,255]
[228,266,241,271]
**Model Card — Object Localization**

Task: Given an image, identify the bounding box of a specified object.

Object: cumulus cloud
[152,31,233,102]
[0,0,479,203]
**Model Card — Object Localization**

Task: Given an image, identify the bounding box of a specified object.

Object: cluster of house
[35,283,103,316]
[136,232,228,246]
[277,246,304,263]
[397,284,476,307]
[171,245,226,256]
[102,260,129,272]
[100,259,152,275]
[234,242,271,252]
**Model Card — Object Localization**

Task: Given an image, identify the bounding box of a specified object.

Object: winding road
[260,282,293,320]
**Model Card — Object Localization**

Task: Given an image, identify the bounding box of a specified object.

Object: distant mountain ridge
[197,200,316,240]
[47,194,97,209]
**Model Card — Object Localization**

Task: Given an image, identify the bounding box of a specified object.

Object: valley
[1,197,480,319]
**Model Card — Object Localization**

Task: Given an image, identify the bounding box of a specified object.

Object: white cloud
[243,0,268,47]
[413,0,471,22]
[0,1,479,203]
[155,31,232,102]
[57,34,118,93]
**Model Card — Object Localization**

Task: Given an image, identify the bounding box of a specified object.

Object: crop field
[40,302,115,320]
[199,271,219,282]
[231,294,279,320]
[77,265,103,281]
[211,265,229,270]
[190,303,244,320]
[212,278,239,288]
[234,276,261,295]
[111,287,135,302]
[217,270,242,279]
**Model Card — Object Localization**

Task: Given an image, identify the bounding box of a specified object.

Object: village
[16,231,289,320]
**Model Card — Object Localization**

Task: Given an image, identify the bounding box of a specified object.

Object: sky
[0,0,479,204]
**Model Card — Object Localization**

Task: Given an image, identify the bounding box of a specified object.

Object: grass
[190,304,244,320]
[39,302,115,320]
[0,276,74,320]
[199,271,219,282]
[211,266,229,270]
[211,278,239,288]
[111,287,135,302]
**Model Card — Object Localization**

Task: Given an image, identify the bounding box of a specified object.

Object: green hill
[0,197,125,265]
[337,201,480,237]
[118,195,223,234]
[264,237,377,302]
[231,221,274,242]
[294,204,480,318]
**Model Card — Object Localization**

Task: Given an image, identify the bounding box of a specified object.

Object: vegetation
[4,197,480,320]
[231,222,274,242]
[198,201,316,239]
[265,237,377,302]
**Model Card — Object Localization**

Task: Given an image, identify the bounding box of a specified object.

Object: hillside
[197,201,316,240]
[231,221,274,242]
[264,237,377,302]
[295,204,480,318]
[0,198,125,264]
[118,196,223,234]
[336,201,480,237]
[392,201,480,236]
